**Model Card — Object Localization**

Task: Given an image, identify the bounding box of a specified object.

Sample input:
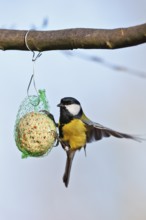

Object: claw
[40,110,58,126]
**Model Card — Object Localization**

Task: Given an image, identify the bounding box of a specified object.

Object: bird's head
[57,97,83,118]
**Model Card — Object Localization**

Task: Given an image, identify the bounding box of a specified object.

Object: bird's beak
[57,103,63,107]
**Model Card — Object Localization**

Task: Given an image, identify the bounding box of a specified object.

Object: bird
[57,97,142,187]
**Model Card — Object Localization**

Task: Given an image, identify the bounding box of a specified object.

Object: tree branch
[0,23,146,51]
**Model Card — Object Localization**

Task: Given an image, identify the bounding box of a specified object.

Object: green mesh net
[14,90,57,158]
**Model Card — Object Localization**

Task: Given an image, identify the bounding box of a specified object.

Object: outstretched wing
[81,114,142,143]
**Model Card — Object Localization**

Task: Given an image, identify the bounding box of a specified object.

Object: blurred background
[0,0,146,220]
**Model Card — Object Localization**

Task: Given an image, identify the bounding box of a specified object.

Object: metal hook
[24,30,42,61]
[25,30,42,106]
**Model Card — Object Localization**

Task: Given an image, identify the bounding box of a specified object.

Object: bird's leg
[40,110,58,127]
[54,133,60,147]
[40,110,60,147]
[59,140,70,151]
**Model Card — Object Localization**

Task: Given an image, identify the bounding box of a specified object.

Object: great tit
[57,97,141,187]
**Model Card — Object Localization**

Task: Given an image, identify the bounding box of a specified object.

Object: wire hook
[25,30,42,106]
[25,30,42,61]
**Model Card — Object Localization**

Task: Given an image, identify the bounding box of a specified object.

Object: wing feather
[81,115,142,143]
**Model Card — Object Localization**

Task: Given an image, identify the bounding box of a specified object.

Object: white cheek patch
[65,104,81,116]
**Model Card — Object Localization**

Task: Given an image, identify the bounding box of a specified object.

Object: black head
[57,97,83,123]
[58,97,80,106]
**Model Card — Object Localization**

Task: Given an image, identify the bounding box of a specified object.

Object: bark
[0,23,146,51]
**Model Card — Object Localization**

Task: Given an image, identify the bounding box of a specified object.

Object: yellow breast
[61,119,87,150]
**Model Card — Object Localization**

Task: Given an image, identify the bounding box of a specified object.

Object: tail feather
[63,150,76,187]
